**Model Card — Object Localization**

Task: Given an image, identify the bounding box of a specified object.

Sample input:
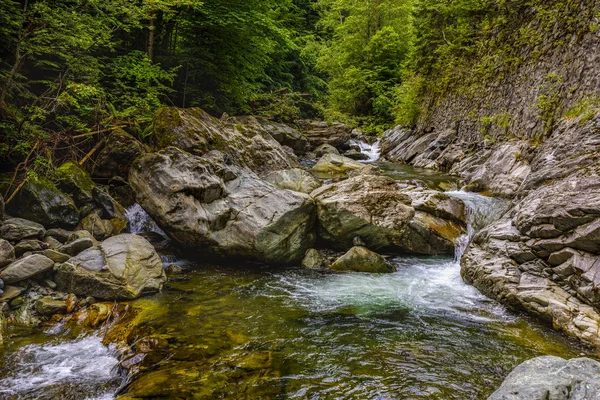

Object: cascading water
[350,139,381,162]
[125,203,166,237]
[0,335,122,399]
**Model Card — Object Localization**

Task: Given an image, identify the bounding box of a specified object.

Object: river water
[0,145,597,399]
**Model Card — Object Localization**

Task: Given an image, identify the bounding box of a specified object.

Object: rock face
[232,116,309,155]
[54,234,166,300]
[462,176,600,347]
[311,175,465,254]
[93,128,146,179]
[330,246,395,273]
[264,168,321,194]
[6,177,79,228]
[151,107,299,175]
[130,147,316,264]
[489,356,600,400]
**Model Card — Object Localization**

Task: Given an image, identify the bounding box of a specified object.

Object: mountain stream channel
[0,141,598,399]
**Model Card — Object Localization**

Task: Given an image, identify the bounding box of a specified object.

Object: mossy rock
[56,161,96,204]
[7,176,79,228]
[93,128,146,179]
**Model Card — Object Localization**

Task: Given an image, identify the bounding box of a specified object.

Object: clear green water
[1,256,598,399]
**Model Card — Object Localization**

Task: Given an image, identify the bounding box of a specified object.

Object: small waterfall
[0,335,122,399]
[447,191,512,261]
[350,139,381,162]
[125,203,166,237]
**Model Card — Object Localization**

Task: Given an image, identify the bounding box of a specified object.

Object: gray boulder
[314,143,340,157]
[0,239,15,268]
[59,237,95,256]
[311,175,465,254]
[130,148,316,264]
[264,168,322,194]
[232,116,309,155]
[301,249,328,269]
[489,356,600,400]
[0,218,45,242]
[54,234,166,300]
[330,246,395,273]
[0,254,54,283]
[151,107,299,176]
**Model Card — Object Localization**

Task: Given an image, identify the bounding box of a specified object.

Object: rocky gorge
[1,104,600,399]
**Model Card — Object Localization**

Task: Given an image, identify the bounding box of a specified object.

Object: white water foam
[0,335,121,399]
[125,203,166,236]
[350,139,381,162]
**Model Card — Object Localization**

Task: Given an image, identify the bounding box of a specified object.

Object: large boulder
[311,175,465,254]
[489,356,600,400]
[311,154,365,175]
[92,128,146,179]
[151,107,299,175]
[330,246,395,273]
[6,176,79,228]
[129,148,316,264]
[231,116,309,155]
[54,234,166,300]
[0,254,54,284]
[264,168,321,194]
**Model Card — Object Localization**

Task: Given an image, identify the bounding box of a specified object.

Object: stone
[343,150,370,161]
[82,213,116,240]
[264,168,322,194]
[43,249,71,263]
[34,297,67,316]
[92,128,146,179]
[130,147,316,264]
[0,285,23,302]
[311,175,463,254]
[295,120,356,149]
[5,176,79,228]
[301,249,327,269]
[56,161,96,204]
[43,279,57,289]
[151,107,299,176]
[330,246,396,273]
[311,154,365,175]
[0,239,15,267]
[92,187,127,221]
[13,239,45,257]
[0,218,45,241]
[45,228,71,243]
[489,356,600,400]
[59,237,94,256]
[0,254,54,283]
[54,234,166,300]
[231,116,309,155]
[314,143,340,157]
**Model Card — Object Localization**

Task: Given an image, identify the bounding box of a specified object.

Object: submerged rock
[54,234,166,300]
[330,246,395,273]
[130,148,316,264]
[151,107,299,175]
[264,168,322,194]
[489,356,600,400]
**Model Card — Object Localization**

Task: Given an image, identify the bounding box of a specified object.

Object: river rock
[54,234,166,300]
[0,218,45,242]
[302,249,327,269]
[344,149,370,161]
[93,128,147,179]
[14,239,45,257]
[45,228,71,243]
[264,168,322,194]
[34,297,68,316]
[311,154,365,175]
[43,249,71,263]
[130,148,316,264]
[151,107,299,175]
[0,254,54,284]
[311,175,464,254]
[0,285,23,302]
[56,161,96,204]
[489,356,600,400]
[231,116,309,155]
[82,213,118,240]
[59,237,94,256]
[0,239,15,267]
[330,246,395,273]
[314,144,340,157]
[5,176,79,228]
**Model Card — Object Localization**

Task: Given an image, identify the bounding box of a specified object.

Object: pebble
[10,297,24,307]
[43,279,57,289]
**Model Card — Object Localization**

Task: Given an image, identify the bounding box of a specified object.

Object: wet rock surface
[330,246,396,273]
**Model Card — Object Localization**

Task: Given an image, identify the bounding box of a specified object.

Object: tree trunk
[147,13,155,61]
